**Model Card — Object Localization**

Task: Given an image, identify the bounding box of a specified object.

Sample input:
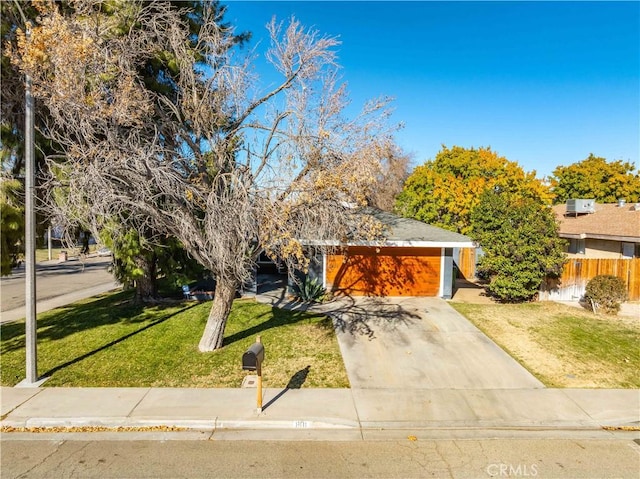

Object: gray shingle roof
[363,208,474,245]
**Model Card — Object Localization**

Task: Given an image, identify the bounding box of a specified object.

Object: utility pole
[24,22,38,385]
[14,0,39,385]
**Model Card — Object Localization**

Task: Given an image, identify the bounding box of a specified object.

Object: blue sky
[225,1,639,178]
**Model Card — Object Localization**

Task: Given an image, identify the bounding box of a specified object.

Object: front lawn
[0,291,349,388]
[450,301,640,388]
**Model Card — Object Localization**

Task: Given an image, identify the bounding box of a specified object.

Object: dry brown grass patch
[450,301,639,388]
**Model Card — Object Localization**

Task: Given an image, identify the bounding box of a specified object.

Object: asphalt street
[2,437,639,478]
[0,256,117,323]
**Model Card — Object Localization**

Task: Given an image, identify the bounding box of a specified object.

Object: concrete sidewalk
[1,386,638,440]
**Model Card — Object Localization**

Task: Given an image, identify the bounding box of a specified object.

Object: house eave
[301,240,476,248]
[559,233,640,243]
[559,233,587,240]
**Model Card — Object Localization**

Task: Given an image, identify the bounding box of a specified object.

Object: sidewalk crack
[126,388,152,419]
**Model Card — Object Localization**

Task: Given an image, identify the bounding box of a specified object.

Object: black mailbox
[242,342,265,371]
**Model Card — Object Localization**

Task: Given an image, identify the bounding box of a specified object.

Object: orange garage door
[326,247,441,296]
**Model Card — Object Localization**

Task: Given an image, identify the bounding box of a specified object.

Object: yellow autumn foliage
[396,145,552,235]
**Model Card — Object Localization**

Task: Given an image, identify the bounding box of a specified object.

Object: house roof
[300,208,474,248]
[363,208,474,247]
[552,202,640,243]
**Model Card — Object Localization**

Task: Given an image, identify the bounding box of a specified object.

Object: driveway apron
[331,297,544,389]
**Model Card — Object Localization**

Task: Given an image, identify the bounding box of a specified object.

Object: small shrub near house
[294,277,327,303]
[584,275,628,315]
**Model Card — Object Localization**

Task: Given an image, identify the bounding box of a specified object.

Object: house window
[621,242,635,258]
[568,239,585,254]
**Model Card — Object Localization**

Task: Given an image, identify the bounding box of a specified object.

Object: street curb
[1,416,630,433]
[1,417,359,431]
[0,282,120,325]
[2,421,632,443]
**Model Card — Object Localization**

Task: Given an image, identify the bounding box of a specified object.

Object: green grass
[35,247,65,262]
[35,246,100,262]
[0,291,349,388]
[450,302,640,388]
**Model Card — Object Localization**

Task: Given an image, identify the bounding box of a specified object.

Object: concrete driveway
[329,296,544,390]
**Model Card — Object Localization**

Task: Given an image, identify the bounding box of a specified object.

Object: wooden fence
[455,247,477,280]
[539,257,640,302]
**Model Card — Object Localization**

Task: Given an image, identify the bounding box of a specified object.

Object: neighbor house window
[621,242,635,258]
[568,239,585,254]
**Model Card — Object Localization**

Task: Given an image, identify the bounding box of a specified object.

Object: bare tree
[367,144,413,212]
[12,0,398,351]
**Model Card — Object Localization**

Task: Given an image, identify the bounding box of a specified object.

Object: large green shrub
[584,275,628,315]
[470,190,566,302]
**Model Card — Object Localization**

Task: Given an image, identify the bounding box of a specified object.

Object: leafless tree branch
[12,0,399,350]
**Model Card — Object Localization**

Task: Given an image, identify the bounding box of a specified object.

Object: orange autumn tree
[396,146,551,235]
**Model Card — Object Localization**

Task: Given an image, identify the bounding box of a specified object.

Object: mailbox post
[242,336,265,413]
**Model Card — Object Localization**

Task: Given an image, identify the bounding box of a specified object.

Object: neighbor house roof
[552,202,640,243]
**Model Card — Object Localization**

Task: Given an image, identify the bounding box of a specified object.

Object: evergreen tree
[0,175,24,274]
[471,190,566,302]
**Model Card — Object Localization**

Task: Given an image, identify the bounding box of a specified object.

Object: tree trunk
[134,252,157,303]
[198,279,237,352]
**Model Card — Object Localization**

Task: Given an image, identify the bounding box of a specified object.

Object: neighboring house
[552,200,640,259]
[540,199,640,301]
[299,208,474,299]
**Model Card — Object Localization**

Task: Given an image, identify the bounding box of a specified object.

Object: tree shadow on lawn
[222,306,329,347]
[0,291,193,353]
[39,303,199,379]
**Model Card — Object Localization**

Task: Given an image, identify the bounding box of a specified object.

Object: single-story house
[539,199,640,301]
[298,208,474,299]
[552,200,640,259]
